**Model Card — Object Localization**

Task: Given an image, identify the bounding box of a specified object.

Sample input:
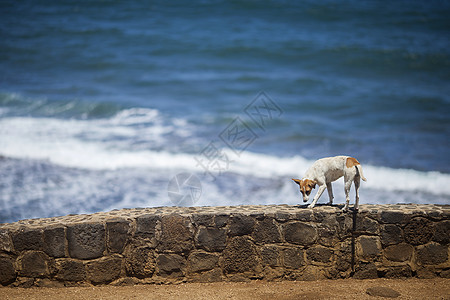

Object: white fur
[299,156,367,211]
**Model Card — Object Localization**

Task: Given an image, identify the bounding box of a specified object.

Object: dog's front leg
[326,182,334,205]
[308,185,327,209]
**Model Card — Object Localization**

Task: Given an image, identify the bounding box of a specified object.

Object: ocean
[1,0,449,223]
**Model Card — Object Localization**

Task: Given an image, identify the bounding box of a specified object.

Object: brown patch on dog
[346,157,360,168]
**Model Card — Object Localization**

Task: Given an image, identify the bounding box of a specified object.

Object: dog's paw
[341,206,348,212]
[307,204,315,209]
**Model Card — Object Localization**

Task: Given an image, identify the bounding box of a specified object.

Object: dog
[292,156,367,211]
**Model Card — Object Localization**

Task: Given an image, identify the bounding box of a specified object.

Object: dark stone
[18,251,51,278]
[306,246,333,263]
[380,211,404,224]
[191,214,215,227]
[282,247,305,269]
[187,251,219,273]
[440,269,450,278]
[404,217,434,245]
[252,217,281,244]
[12,228,44,252]
[260,246,279,267]
[222,236,261,274]
[87,256,123,284]
[283,222,317,246]
[416,243,448,265]
[106,219,129,253]
[67,223,105,260]
[157,253,186,277]
[295,210,313,222]
[357,236,381,260]
[124,246,155,278]
[383,266,412,278]
[55,259,86,281]
[157,214,193,253]
[43,226,66,258]
[353,263,378,279]
[433,220,450,244]
[384,243,413,262]
[214,214,229,228]
[366,286,400,298]
[355,216,378,234]
[380,224,403,246]
[228,214,255,236]
[0,256,16,285]
[135,214,159,235]
[195,226,227,252]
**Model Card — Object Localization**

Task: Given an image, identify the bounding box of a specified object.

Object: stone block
[366,286,401,298]
[228,214,255,236]
[433,220,450,244]
[282,247,305,269]
[214,214,229,228]
[260,245,280,267]
[106,219,130,253]
[55,259,86,282]
[357,236,381,261]
[306,246,333,264]
[187,251,219,273]
[353,263,378,279]
[384,243,413,262]
[124,246,155,278]
[383,265,412,278]
[0,256,16,285]
[416,243,448,265]
[18,251,52,278]
[188,268,223,283]
[157,214,193,253]
[252,217,281,244]
[12,228,44,252]
[0,229,12,253]
[380,211,405,224]
[222,236,261,274]
[404,217,434,245]
[191,214,215,227]
[156,253,186,277]
[282,222,317,246]
[295,210,313,222]
[67,223,105,260]
[87,256,123,284]
[355,216,378,234]
[135,214,159,235]
[195,226,227,252]
[380,224,403,246]
[43,226,66,258]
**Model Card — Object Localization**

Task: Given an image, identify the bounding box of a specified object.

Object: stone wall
[0,204,448,287]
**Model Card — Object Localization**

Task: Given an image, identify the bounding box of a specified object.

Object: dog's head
[292,179,317,202]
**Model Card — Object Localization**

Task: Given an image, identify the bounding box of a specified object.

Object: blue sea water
[1,0,449,223]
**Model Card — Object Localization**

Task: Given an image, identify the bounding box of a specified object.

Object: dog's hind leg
[354,177,360,211]
[326,182,334,205]
[342,178,352,212]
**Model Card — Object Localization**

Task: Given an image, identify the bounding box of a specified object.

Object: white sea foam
[1,113,449,199]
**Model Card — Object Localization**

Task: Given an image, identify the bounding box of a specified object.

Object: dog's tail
[356,165,367,182]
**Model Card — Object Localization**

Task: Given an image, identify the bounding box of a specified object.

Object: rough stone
[156,253,186,277]
[191,214,215,227]
[404,217,434,245]
[0,256,16,285]
[18,251,52,278]
[55,259,86,282]
[135,214,159,236]
[355,216,378,234]
[106,219,129,253]
[416,243,448,265]
[187,251,219,273]
[432,220,450,244]
[282,247,305,269]
[353,263,378,279]
[384,243,413,262]
[366,286,400,298]
[124,246,155,278]
[188,268,223,283]
[283,222,317,246]
[260,246,280,267]
[87,256,123,284]
[380,211,405,224]
[252,217,281,244]
[0,229,12,252]
[12,228,44,252]
[43,226,66,258]
[228,214,255,236]
[380,224,403,246]
[67,223,105,260]
[357,236,381,261]
[306,246,333,264]
[222,236,261,274]
[157,214,193,253]
[195,226,227,252]
[383,266,412,278]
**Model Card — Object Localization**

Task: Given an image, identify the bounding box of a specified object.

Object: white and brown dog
[292,156,367,211]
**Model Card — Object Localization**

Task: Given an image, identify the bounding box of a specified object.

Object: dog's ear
[292,179,302,186]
